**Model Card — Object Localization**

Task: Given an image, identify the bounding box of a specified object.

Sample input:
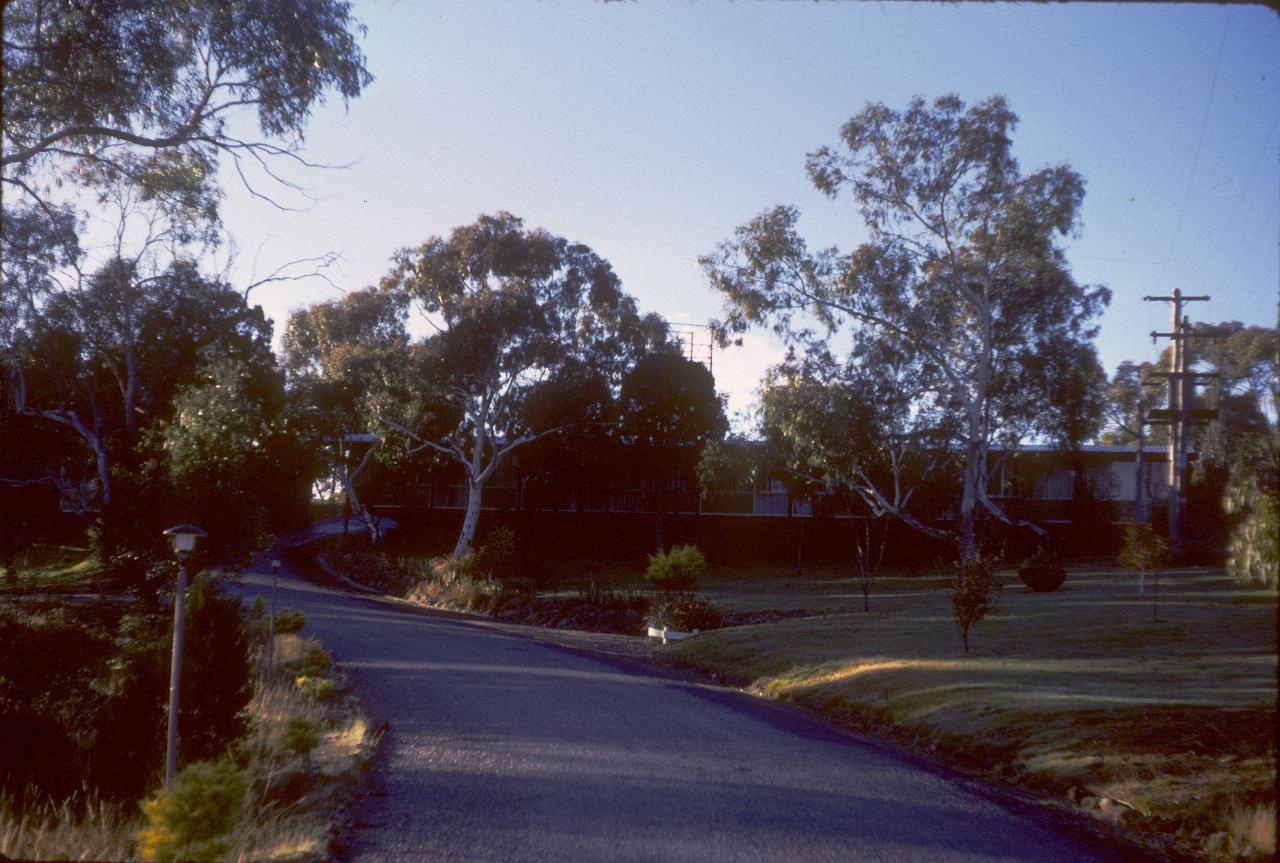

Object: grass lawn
[0,545,104,593]
[662,564,1276,862]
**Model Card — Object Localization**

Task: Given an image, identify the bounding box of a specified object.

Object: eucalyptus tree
[2,0,371,228]
[758,344,957,545]
[702,95,1109,562]
[1,254,282,561]
[617,351,727,551]
[377,212,665,555]
[282,287,424,544]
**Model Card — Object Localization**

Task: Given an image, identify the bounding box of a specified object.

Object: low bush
[273,608,306,634]
[407,571,502,612]
[644,544,706,594]
[280,717,324,776]
[1017,548,1067,592]
[474,525,517,580]
[648,596,724,632]
[292,641,333,678]
[136,758,247,863]
[317,537,411,594]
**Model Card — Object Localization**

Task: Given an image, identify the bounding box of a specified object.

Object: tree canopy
[371,212,667,554]
[282,287,420,543]
[702,95,1109,560]
[2,0,371,228]
[2,0,372,564]
[1,254,291,565]
[618,351,727,549]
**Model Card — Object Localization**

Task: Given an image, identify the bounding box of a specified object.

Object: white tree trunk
[454,480,483,556]
[340,438,382,544]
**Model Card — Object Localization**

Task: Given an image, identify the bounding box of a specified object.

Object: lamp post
[266,558,282,681]
[162,524,206,790]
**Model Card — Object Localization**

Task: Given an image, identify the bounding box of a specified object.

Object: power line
[1159,7,1231,285]
[1219,197,1279,289]
[1188,109,1280,285]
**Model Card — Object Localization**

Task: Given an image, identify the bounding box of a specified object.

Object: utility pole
[1143,289,1217,547]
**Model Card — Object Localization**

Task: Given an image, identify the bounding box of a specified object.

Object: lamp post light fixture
[267,559,282,681]
[162,524,206,790]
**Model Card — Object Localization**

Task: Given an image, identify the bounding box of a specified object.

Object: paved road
[237,552,1141,863]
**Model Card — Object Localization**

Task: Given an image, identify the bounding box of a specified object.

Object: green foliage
[282,288,419,545]
[0,590,249,805]
[1017,548,1067,593]
[136,758,247,863]
[281,717,324,758]
[160,354,281,565]
[290,641,334,679]
[702,94,1109,561]
[696,437,760,503]
[179,575,253,760]
[647,596,724,632]
[474,525,519,582]
[295,675,338,701]
[951,560,1001,654]
[375,212,668,555]
[1224,461,1279,588]
[3,0,371,227]
[644,545,707,594]
[618,352,728,478]
[0,604,117,799]
[274,609,307,635]
[1118,524,1169,572]
[1119,524,1170,620]
[4,251,291,567]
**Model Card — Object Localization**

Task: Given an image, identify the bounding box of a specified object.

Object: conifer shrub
[644,544,706,595]
[1017,547,1067,592]
[280,716,324,777]
[136,759,247,863]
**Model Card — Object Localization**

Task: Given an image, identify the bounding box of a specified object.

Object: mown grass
[666,566,1276,862]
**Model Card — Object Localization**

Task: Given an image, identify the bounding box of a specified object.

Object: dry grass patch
[668,567,1276,861]
[0,792,136,861]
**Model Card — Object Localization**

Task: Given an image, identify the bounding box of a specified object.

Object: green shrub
[951,559,1001,655]
[0,604,117,800]
[292,641,333,678]
[475,525,518,580]
[274,609,306,634]
[136,758,247,862]
[280,716,324,776]
[90,575,251,799]
[648,596,723,632]
[295,674,337,701]
[644,544,706,594]
[1017,548,1067,592]
[1118,523,1168,571]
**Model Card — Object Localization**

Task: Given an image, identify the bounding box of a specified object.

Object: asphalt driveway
[236,551,1146,863]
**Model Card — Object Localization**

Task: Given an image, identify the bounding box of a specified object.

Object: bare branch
[242,252,344,300]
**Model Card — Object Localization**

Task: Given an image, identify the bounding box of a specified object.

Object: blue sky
[215,1,1280,421]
